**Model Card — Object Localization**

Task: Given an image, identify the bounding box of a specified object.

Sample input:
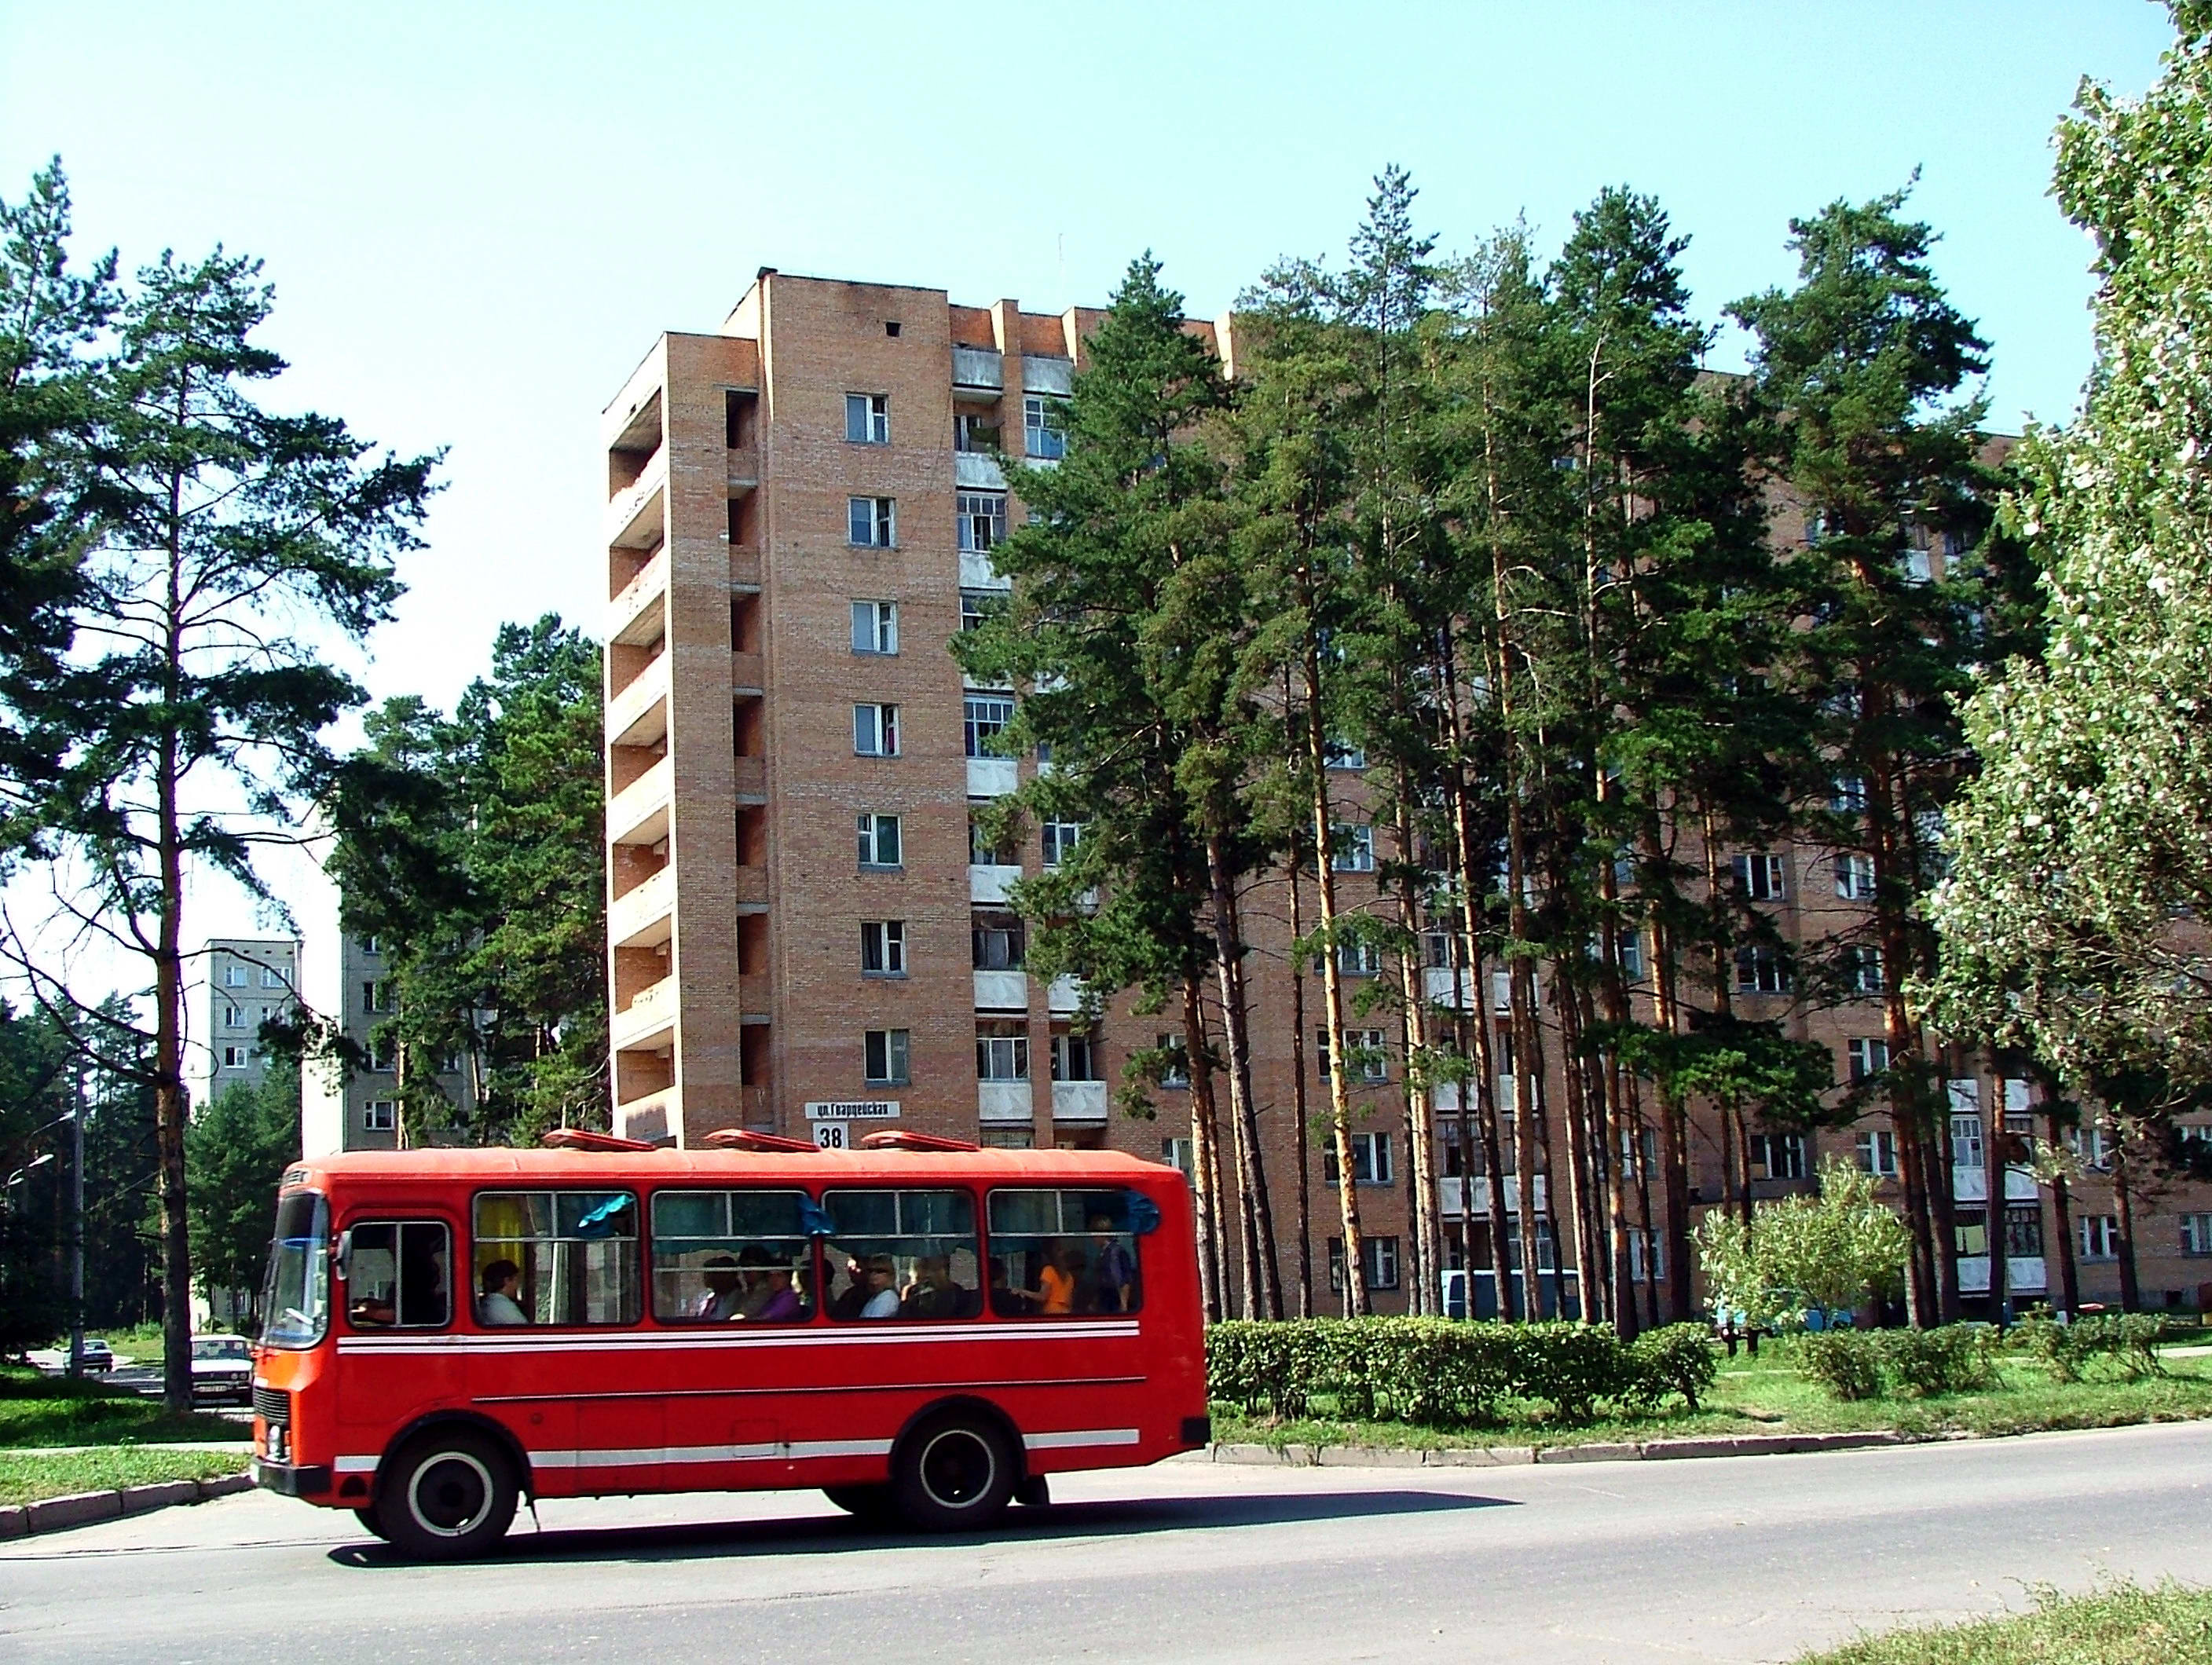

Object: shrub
[1624,1323,1721,1412]
[2015,1312,2172,1383]
[1879,1324,1997,1396]
[1509,1323,1628,1422]
[1798,1329,1885,1400]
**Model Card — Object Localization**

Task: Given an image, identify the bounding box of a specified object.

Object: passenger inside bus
[987,1189,1144,1316]
[694,1255,745,1320]
[477,1260,527,1325]
[650,1189,815,1324]
[822,1188,981,1322]
[900,1255,978,1319]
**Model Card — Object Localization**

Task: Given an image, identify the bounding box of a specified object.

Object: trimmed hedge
[1206,1318,1716,1427]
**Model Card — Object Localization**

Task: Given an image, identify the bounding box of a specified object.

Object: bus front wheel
[892,1413,1016,1531]
[375,1430,518,1560]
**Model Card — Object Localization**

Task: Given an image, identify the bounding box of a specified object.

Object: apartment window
[1856,1128,1899,1176]
[364,1038,394,1073]
[364,1100,396,1133]
[2183,1214,2212,1257]
[1627,1228,1665,1284]
[360,935,380,956]
[958,492,1006,553]
[848,496,895,547]
[971,910,1025,971]
[1843,945,1886,994]
[1162,1136,1193,1174]
[1831,775,1869,814]
[860,920,906,977]
[1337,940,1382,976]
[1324,1130,1394,1187]
[959,589,999,634]
[1324,739,1367,770]
[1331,823,1375,873]
[954,411,1000,452]
[863,1028,910,1086]
[1041,820,1082,868]
[2079,1214,2119,1262]
[854,702,900,757]
[1734,946,1790,995]
[1326,1235,1401,1292]
[1051,1032,1103,1082]
[221,1045,247,1070]
[2067,1125,2114,1169]
[844,392,889,445]
[851,600,899,655]
[1950,1112,1985,1171]
[1024,394,1066,460]
[1900,544,1934,584]
[855,812,903,869]
[224,963,248,988]
[969,811,1020,867]
[1847,1037,1891,1084]
[1835,853,1878,902]
[1317,1027,1387,1084]
[1732,853,1788,902]
[976,1020,1029,1081]
[222,1003,245,1029]
[980,1127,1034,1150]
[262,967,284,989]
[1751,1131,1807,1181]
[965,694,1014,758]
[1154,1034,1189,1088]
[361,979,393,1015]
[2000,1204,2045,1258]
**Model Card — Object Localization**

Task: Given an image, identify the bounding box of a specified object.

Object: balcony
[972,969,1027,1012]
[966,756,1019,798]
[1440,1175,1547,1215]
[731,755,766,798]
[731,650,764,695]
[610,975,676,1052]
[740,970,771,1016]
[960,550,1010,591]
[610,865,675,950]
[1052,1080,1108,1123]
[978,1080,1033,1123]
[726,442,760,493]
[606,651,669,751]
[730,548,761,590]
[735,863,768,908]
[608,456,668,552]
[607,755,672,848]
[954,451,1006,490]
[1953,1166,2039,1205]
[614,1088,672,1145]
[969,863,1021,905]
[1047,975,1084,1015]
[609,546,668,639]
[953,346,1004,390]
[1021,355,1074,396]
[1957,1256,2049,1294]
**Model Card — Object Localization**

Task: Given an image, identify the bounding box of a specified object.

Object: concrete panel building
[299,928,477,1156]
[600,269,2212,1321]
[191,937,298,1113]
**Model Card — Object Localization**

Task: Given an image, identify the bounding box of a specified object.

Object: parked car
[189,1334,252,1403]
[24,1337,114,1374]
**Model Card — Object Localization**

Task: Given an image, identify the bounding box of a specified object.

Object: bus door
[335,1217,463,1466]
[646,1187,820,1472]
[468,1189,646,1481]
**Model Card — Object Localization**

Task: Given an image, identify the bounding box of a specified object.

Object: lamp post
[5,1084,84,1378]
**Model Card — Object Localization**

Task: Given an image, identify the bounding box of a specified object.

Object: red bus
[250,1133,1208,1557]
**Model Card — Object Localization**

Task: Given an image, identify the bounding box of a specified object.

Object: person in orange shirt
[1022,1239,1085,1315]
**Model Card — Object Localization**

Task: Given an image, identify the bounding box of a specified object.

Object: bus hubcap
[919,1429,994,1508]
[408,1452,493,1537]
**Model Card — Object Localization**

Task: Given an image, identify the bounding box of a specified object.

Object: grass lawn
[1797,1583,2212,1663]
[0,1365,246,1449]
[0,1447,248,1509]
[1211,1341,2212,1451]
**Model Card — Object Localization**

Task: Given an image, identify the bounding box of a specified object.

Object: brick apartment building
[599,269,2212,1321]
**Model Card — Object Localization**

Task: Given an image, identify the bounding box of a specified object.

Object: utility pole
[68,1062,85,1380]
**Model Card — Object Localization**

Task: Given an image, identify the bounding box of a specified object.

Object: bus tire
[892,1412,1016,1531]
[353,1507,390,1542]
[375,1429,518,1560]
[822,1484,897,1525]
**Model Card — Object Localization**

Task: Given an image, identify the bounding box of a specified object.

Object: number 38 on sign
[803,1100,900,1149]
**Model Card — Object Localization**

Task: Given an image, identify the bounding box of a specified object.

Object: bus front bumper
[252,1458,331,1498]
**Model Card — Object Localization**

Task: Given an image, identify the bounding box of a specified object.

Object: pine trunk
[1306,641,1367,1317]
[1207,833,1280,1319]
[1181,974,1225,1323]
[1392,789,1441,1318]
[1287,851,1316,1319]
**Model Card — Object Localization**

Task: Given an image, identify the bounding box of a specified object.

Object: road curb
[0,1470,254,1541]
[1210,1429,1908,1469]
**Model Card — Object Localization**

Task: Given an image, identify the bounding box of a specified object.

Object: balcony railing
[953,346,1004,390]
[978,1080,1033,1123]
[607,754,672,848]
[609,865,675,950]
[1051,1080,1108,1123]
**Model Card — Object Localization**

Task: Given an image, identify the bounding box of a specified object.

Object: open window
[342,1220,452,1330]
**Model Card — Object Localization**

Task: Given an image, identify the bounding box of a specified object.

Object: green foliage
[1793,1579,2212,1665]
[1696,1160,1914,1327]
[1797,1330,1887,1401]
[1927,8,2212,1118]
[1206,1317,1716,1427]
[2015,1312,2173,1383]
[185,1062,298,1314]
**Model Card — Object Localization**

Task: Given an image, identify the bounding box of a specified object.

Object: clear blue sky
[0,0,2173,723]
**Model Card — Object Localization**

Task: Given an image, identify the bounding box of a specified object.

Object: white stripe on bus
[336,1429,1140,1477]
[1021,1427,1139,1451]
[335,1322,1139,1356]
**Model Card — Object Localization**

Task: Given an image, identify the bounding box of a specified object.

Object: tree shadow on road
[327,1488,1514,1571]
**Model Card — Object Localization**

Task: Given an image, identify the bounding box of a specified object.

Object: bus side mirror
[1122,1191,1162,1236]
[333,1228,353,1280]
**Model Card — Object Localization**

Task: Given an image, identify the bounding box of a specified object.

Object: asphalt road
[3,1421,2207,1664]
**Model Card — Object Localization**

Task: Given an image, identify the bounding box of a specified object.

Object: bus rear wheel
[892,1413,1016,1532]
[375,1430,518,1560]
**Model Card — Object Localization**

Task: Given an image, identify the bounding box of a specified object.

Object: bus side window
[650,1189,815,1323]
[345,1221,451,1330]
[473,1191,641,1326]
[821,1189,980,1322]
[987,1190,1142,1317]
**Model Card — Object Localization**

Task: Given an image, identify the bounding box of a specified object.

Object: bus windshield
[261,1190,330,1348]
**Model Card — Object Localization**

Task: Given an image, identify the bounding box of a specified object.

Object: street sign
[802,1100,902,1121]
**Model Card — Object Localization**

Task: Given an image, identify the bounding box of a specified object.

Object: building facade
[600,269,2212,1321]
[192,937,298,1112]
[299,929,477,1156]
